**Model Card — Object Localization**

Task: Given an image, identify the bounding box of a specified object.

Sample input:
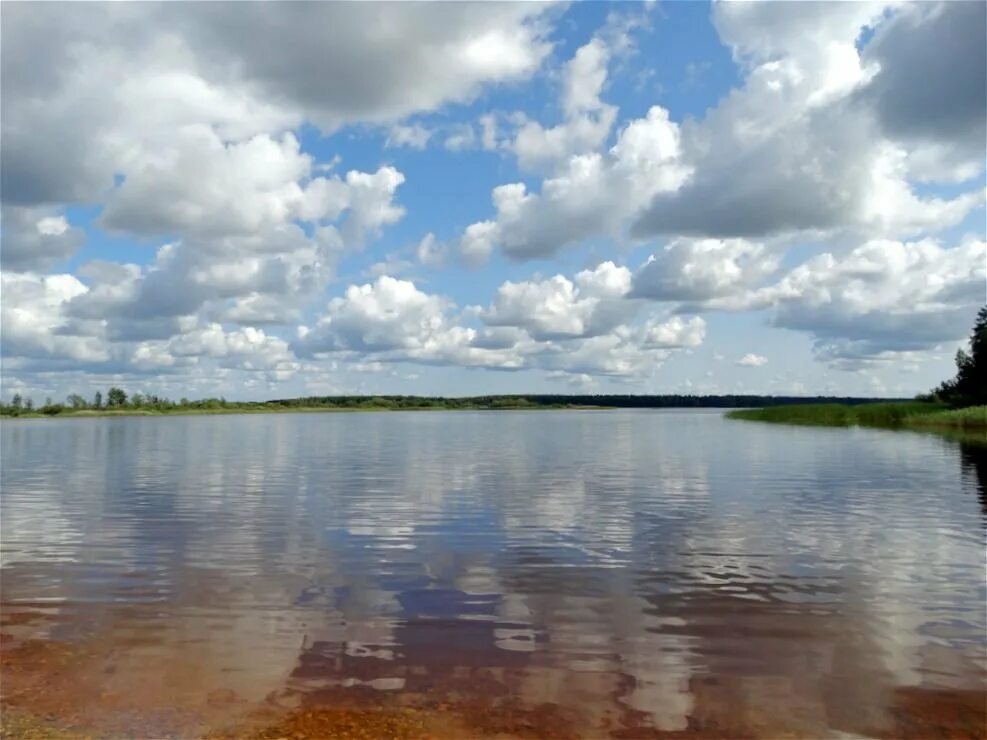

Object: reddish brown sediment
[1,637,204,738]
[218,685,987,740]
[206,707,435,740]
[2,593,985,739]
[3,696,987,739]
[871,686,987,740]
[3,629,985,740]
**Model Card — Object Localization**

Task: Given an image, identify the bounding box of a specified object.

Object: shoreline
[5,402,986,432]
[727,402,987,433]
[1,394,906,421]
[0,404,611,420]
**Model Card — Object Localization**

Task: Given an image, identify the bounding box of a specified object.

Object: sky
[1,1,985,402]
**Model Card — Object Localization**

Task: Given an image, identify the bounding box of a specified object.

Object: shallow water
[2,410,985,737]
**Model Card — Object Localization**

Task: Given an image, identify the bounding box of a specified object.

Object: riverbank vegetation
[0,392,889,419]
[729,307,987,433]
[727,402,986,430]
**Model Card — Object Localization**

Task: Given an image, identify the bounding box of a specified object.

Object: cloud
[293,266,707,382]
[534,315,703,378]
[100,131,312,238]
[480,262,633,340]
[333,167,407,247]
[133,324,298,378]
[736,354,767,368]
[474,263,704,379]
[631,238,779,304]
[165,3,555,131]
[632,105,982,241]
[1,206,84,272]
[512,37,618,172]
[627,233,984,367]
[627,232,985,368]
[641,315,706,349]
[460,2,983,266]
[415,233,446,268]
[630,2,983,242]
[1,272,107,364]
[68,231,299,326]
[99,126,405,248]
[63,158,406,343]
[9,230,977,387]
[1,2,555,207]
[1,266,302,383]
[297,276,456,353]
[458,106,688,262]
[385,124,433,150]
[443,124,478,152]
[2,2,983,398]
[220,294,303,326]
[860,2,986,180]
[294,277,524,370]
[761,237,986,364]
[1,4,298,208]
[458,221,500,266]
[2,10,422,349]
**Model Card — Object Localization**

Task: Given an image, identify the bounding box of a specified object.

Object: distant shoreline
[1,394,908,421]
[0,404,610,420]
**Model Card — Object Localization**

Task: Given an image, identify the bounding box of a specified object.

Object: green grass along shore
[727,402,987,431]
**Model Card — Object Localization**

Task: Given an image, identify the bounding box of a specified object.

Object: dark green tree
[107,387,127,407]
[11,394,22,410]
[94,391,103,409]
[936,306,987,407]
[67,394,87,409]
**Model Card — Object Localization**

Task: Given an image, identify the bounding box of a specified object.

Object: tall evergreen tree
[936,306,987,406]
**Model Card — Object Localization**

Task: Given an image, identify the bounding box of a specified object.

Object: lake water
[1,410,985,738]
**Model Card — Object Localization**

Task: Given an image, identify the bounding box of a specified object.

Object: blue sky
[2,1,984,401]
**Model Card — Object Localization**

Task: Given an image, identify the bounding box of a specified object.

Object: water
[2,410,985,737]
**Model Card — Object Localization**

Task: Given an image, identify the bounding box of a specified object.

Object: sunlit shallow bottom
[2,614,986,738]
[2,411,985,737]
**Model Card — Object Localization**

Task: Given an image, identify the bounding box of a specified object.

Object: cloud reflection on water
[1,411,984,735]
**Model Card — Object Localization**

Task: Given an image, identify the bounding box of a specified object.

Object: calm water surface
[2,410,985,737]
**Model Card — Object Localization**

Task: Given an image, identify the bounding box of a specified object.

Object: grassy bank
[907,405,987,429]
[727,402,987,431]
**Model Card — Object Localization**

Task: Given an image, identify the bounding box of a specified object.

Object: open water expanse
[1,410,985,738]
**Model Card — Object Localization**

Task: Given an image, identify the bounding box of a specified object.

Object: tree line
[0,391,904,417]
[1,387,234,417]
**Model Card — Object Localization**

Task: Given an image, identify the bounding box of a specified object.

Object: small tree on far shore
[107,387,127,407]
[935,305,986,407]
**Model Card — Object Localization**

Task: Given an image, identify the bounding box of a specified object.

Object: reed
[727,402,986,431]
